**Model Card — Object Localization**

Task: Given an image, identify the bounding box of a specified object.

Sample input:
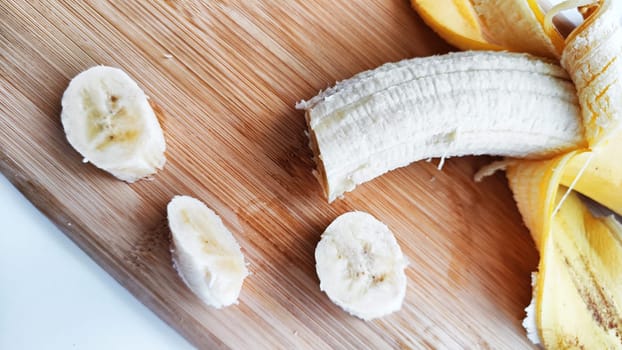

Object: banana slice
[315,211,408,320]
[61,66,166,182]
[167,195,248,308]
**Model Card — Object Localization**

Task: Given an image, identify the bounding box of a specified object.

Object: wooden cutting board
[0,1,539,348]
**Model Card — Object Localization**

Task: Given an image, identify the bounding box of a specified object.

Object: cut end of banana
[167,195,248,309]
[315,211,408,320]
[61,66,166,182]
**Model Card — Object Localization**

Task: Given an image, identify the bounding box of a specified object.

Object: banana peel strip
[470,0,563,58]
[411,0,566,57]
[508,152,579,251]
[508,149,622,348]
[541,191,622,348]
[560,132,622,216]
[411,0,504,51]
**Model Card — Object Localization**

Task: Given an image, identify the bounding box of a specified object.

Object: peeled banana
[315,211,408,320]
[297,51,584,202]
[61,66,166,182]
[167,195,248,308]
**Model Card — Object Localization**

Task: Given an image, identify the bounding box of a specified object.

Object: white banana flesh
[315,211,407,320]
[297,51,584,202]
[167,195,248,308]
[61,66,166,182]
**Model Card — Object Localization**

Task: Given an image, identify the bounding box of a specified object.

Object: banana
[61,66,166,182]
[508,156,622,348]
[560,0,622,147]
[314,211,408,320]
[297,51,585,202]
[167,195,248,308]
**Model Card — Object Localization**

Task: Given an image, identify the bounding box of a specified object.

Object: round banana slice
[61,66,166,182]
[315,211,408,320]
[167,195,248,308]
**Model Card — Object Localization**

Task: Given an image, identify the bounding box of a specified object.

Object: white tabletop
[0,174,193,350]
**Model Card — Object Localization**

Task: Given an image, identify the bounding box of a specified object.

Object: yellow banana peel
[541,191,622,348]
[507,152,579,250]
[470,0,563,58]
[508,155,622,348]
[410,0,504,51]
[561,131,622,216]
[411,0,565,57]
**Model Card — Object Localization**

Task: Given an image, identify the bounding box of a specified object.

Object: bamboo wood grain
[0,1,538,348]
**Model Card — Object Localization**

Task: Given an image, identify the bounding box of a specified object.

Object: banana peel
[411,0,565,57]
[410,0,504,51]
[560,132,622,216]
[470,0,564,58]
[542,192,622,348]
[507,152,579,250]
[508,154,622,348]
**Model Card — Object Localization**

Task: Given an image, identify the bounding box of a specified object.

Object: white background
[0,174,193,350]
